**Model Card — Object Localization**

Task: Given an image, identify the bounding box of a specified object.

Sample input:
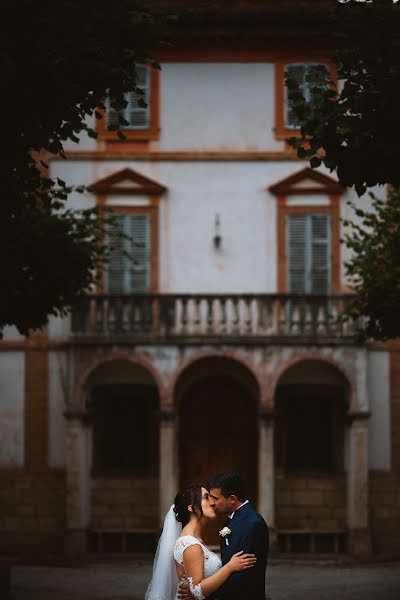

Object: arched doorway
[274,359,349,554]
[176,357,259,501]
[85,359,159,553]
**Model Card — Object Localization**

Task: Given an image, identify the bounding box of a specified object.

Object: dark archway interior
[275,360,349,474]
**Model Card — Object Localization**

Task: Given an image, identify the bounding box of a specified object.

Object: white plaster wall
[156,63,283,152]
[48,352,67,467]
[0,352,24,466]
[50,158,368,299]
[367,350,391,470]
[0,326,24,342]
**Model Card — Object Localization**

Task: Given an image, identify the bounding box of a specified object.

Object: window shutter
[106,214,151,293]
[287,214,308,293]
[128,214,150,292]
[284,63,328,128]
[106,65,150,131]
[287,214,330,294]
[310,214,330,294]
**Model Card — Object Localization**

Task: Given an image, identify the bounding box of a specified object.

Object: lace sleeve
[187,576,205,600]
[173,535,202,565]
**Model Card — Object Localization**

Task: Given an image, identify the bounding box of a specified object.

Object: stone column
[64,410,90,556]
[257,410,277,550]
[346,412,372,558]
[159,410,178,526]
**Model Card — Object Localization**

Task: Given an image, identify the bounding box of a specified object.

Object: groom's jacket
[218,501,268,600]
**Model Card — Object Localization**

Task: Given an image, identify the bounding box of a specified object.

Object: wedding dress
[173,535,222,600]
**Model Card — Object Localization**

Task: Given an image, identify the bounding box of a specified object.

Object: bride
[145,483,257,600]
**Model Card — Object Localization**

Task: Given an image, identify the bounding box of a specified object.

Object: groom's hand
[177,580,193,600]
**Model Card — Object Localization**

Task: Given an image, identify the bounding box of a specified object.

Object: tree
[0,1,168,335]
[286,0,400,340]
[287,0,400,196]
[342,188,400,340]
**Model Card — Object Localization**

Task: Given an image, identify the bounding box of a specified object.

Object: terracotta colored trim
[90,167,167,195]
[96,203,160,293]
[63,151,299,161]
[277,196,341,293]
[96,68,160,143]
[269,167,344,196]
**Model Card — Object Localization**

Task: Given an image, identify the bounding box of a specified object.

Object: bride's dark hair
[173,484,203,526]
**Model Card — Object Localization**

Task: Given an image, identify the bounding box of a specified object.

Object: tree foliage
[0,1,168,335]
[343,189,400,340]
[287,0,400,196]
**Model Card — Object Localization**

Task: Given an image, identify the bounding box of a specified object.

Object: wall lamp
[213,214,222,249]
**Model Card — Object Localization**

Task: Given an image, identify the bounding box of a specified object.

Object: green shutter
[106,214,151,293]
[287,213,330,294]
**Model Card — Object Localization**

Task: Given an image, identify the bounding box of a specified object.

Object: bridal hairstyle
[173,483,203,526]
[207,470,246,501]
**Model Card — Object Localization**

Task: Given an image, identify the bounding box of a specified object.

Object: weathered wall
[0,352,24,466]
[90,477,158,531]
[0,471,66,556]
[276,476,346,531]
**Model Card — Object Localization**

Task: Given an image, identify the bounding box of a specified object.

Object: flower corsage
[219,526,231,546]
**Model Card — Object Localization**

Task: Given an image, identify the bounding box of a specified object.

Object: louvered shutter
[106,214,151,293]
[287,214,330,294]
[310,215,330,294]
[287,214,308,293]
[284,63,327,128]
[106,65,150,131]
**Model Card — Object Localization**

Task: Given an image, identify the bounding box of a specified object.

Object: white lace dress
[173,534,222,600]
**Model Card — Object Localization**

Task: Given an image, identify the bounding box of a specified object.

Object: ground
[9,559,400,600]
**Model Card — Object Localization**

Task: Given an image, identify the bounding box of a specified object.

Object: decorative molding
[269,167,344,196]
[89,167,167,196]
[63,150,300,162]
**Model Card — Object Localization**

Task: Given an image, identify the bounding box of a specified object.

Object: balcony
[71,293,358,345]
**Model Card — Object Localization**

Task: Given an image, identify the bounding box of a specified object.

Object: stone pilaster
[257,410,277,550]
[346,412,372,558]
[159,410,178,526]
[64,410,90,556]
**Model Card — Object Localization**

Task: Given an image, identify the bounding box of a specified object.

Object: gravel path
[10,559,400,600]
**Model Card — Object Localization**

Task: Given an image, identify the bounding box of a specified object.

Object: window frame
[100,205,159,294]
[96,66,160,142]
[274,58,336,140]
[278,200,340,294]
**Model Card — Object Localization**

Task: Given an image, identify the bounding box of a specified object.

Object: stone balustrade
[71,293,357,342]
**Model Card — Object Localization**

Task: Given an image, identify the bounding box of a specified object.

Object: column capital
[347,410,371,424]
[64,409,88,423]
[258,409,275,423]
[159,409,176,422]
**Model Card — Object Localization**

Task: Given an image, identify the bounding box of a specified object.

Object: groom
[178,470,269,600]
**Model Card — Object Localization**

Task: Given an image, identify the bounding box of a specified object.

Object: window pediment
[89,168,167,196]
[269,167,343,196]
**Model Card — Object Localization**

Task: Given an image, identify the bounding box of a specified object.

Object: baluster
[206,298,214,334]
[192,297,201,335]
[244,298,252,333]
[181,297,189,335]
[231,297,239,334]
[316,303,327,335]
[290,302,301,335]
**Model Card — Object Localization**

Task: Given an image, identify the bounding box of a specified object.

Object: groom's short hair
[208,470,246,501]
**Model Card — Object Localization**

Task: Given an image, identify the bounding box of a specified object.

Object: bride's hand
[227,550,257,573]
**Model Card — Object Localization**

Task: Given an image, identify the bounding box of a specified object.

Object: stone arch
[270,353,354,411]
[76,353,165,411]
[174,354,260,519]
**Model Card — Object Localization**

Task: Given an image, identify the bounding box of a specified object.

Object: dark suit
[218,501,268,600]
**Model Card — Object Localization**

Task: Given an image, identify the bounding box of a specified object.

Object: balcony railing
[71,293,358,342]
